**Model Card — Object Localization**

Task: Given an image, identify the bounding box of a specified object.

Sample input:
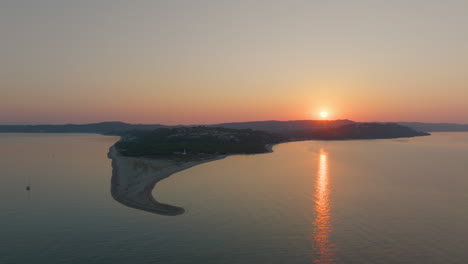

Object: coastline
[107,132,426,216]
[108,146,232,216]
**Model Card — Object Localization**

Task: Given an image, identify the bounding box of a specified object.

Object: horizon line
[1,119,468,126]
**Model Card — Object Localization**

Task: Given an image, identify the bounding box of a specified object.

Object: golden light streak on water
[312,149,335,264]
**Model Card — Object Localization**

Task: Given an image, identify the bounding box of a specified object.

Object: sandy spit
[107,146,230,216]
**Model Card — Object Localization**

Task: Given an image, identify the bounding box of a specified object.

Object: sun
[320,111,328,119]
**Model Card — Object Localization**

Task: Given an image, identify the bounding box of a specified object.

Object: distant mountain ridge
[0,119,354,134]
[0,119,430,139]
[2,121,465,133]
[399,122,468,132]
[308,123,429,140]
[0,121,166,134]
[209,119,354,132]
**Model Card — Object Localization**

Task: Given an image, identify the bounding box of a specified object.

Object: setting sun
[320,111,328,119]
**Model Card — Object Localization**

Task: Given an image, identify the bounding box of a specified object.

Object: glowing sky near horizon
[1,0,467,125]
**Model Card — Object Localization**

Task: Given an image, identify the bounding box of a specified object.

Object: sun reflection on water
[312,148,335,263]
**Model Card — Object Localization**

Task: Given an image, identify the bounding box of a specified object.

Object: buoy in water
[26,186,30,191]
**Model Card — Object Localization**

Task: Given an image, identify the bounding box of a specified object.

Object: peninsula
[108,123,428,215]
[108,127,284,215]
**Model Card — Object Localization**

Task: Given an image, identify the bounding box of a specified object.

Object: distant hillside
[0,122,166,134]
[211,119,354,133]
[0,119,355,134]
[399,122,468,132]
[211,120,429,139]
[305,123,429,140]
[0,120,435,138]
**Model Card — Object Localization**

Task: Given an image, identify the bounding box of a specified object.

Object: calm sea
[0,133,467,264]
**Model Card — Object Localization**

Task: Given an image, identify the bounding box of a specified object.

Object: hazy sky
[1,0,467,124]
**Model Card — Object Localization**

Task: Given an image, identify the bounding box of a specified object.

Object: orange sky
[1,1,467,125]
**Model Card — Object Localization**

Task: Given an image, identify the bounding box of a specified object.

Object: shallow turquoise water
[1,133,467,263]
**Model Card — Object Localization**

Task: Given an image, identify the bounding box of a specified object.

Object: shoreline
[108,146,233,216]
[107,132,427,216]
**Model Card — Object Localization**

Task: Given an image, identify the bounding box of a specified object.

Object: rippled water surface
[1,133,467,264]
